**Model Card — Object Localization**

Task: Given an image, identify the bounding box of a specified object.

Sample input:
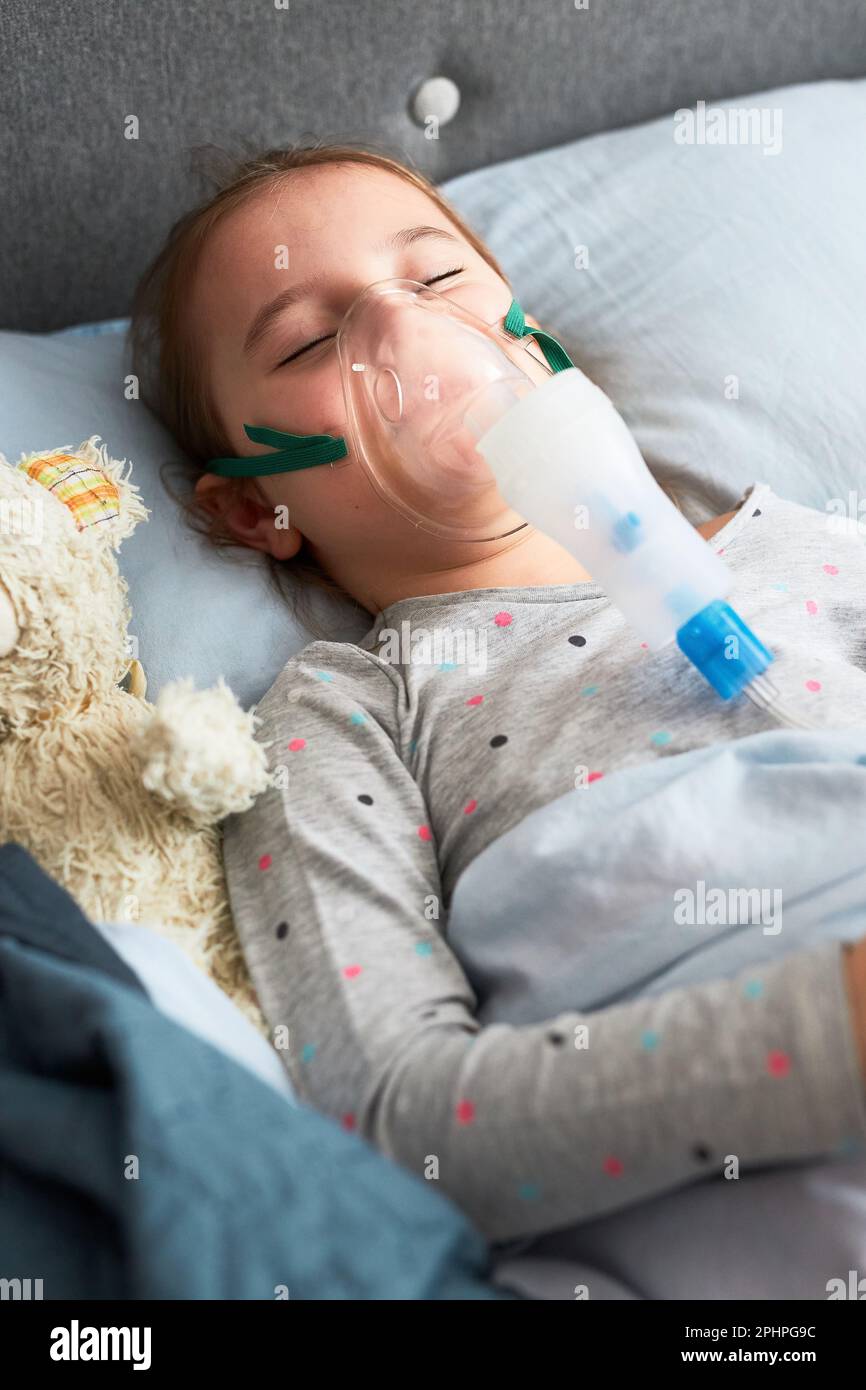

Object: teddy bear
[0,437,274,1036]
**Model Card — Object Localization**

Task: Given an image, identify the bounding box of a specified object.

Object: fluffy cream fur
[0,438,273,1035]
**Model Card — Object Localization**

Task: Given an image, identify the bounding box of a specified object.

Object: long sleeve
[222,646,866,1243]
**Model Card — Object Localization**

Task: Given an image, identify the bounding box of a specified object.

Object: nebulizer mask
[210,278,809,724]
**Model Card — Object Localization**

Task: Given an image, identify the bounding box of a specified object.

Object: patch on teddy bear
[18,451,121,531]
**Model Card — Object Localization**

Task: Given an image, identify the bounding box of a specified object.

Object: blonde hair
[129,141,514,632]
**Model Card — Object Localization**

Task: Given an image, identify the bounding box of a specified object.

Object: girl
[131,145,866,1271]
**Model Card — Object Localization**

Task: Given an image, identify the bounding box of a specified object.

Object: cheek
[262,358,346,438]
[447,278,513,325]
[224,361,346,455]
[260,457,387,542]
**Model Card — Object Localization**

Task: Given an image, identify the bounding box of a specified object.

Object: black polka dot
[490,734,508,749]
[568,635,587,647]
[275,921,289,940]
[752,508,762,517]
[357,794,374,805]
[692,1143,712,1162]
[547,1031,566,1046]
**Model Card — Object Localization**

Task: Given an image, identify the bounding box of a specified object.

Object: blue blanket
[0,843,512,1301]
[448,728,866,1299]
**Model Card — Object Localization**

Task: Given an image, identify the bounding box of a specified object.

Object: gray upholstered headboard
[2,0,865,332]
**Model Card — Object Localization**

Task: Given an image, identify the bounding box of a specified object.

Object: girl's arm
[222,649,866,1243]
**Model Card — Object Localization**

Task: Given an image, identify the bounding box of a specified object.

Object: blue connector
[675,600,774,700]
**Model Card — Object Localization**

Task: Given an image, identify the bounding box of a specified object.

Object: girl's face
[190,162,535,612]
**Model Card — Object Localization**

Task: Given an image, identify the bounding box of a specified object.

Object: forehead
[191,163,459,333]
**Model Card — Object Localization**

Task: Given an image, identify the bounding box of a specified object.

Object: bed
[1,0,865,1301]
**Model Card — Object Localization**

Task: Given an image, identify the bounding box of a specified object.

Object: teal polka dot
[641,1029,661,1050]
[836,1134,865,1158]
[408,738,418,755]
[580,685,599,697]
[439,661,458,672]
[771,582,789,592]
[415,941,434,957]
[315,670,334,682]
[650,730,672,746]
[301,1043,317,1063]
[744,979,764,999]
[349,712,367,725]
[517,1181,542,1202]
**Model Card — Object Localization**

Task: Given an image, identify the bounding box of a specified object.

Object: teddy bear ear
[16,436,149,544]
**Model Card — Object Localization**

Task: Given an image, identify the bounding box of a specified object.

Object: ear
[194,473,304,561]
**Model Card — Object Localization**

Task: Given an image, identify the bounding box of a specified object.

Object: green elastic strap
[209,424,348,477]
[207,300,574,477]
[503,300,577,374]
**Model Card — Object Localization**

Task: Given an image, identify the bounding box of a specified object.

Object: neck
[347,510,736,617]
[362,527,593,615]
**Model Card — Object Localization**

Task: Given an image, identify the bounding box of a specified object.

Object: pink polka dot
[456,1099,476,1124]
[463,799,478,815]
[341,1113,356,1131]
[640,642,649,650]
[343,965,362,979]
[603,1155,624,1177]
[805,679,822,693]
[418,825,433,842]
[823,563,839,575]
[288,738,306,752]
[805,600,818,615]
[716,548,725,556]
[466,695,484,706]
[587,771,604,783]
[767,1049,791,1078]
[258,853,272,871]
[493,611,513,627]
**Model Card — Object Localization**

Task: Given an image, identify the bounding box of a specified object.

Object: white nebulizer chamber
[470,368,732,651]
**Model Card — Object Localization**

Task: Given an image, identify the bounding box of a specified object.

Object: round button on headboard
[410,75,461,129]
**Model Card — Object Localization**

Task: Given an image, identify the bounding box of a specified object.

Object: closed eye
[277,333,334,367]
[276,266,466,367]
[424,265,465,286]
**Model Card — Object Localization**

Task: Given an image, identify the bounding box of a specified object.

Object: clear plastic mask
[336,278,554,541]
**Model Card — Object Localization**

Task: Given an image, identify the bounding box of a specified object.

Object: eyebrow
[242,225,462,357]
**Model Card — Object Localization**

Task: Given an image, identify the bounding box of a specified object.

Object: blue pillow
[0,324,368,706]
[443,78,866,523]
